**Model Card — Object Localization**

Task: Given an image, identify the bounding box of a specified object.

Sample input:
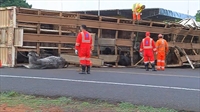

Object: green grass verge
[0,91,178,112]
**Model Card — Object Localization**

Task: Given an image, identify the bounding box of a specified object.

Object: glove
[139,52,143,57]
[75,50,78,55]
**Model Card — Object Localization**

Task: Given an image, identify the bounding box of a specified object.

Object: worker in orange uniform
[132,3,145,21]
[156,34,169,71]
[140,32,157,71]
[75,25,93,74]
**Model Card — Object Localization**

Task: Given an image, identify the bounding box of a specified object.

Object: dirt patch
[0,104,32,112]
[0,104,115,112]
[0,104,66,112]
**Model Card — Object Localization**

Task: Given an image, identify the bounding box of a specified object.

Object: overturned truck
[0,7,200,68]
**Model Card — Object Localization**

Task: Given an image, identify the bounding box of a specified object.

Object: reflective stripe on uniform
[133,3,142,13]
[75,43,80,46]
[150,61,154,63]
[157,66,161,68]
[85,58,90,60]
[81,32,90,43]
[161,60,165,62]
[157,60,161,62]
[79,57,86,60]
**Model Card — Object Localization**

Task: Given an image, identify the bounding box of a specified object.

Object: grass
[0,91,178,112]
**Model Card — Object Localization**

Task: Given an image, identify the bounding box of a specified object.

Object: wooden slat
[16,14,179,35]
[16,8,200,36]
[23,33,76,43]
[116,39,133,47]
[174,42,192,49]
[98,38,115,46]
[181,55,200,62]
[60,54,104,67]
[90,33,95,50]
[192,43,200,49]
[99,55,118,62]
[18,23,37,28]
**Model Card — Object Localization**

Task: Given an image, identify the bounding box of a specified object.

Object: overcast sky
[27,0,200,16]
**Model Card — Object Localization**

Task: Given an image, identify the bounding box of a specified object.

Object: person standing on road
[140,32,157,71]
[156,34,169,71]
[75,25,93,74]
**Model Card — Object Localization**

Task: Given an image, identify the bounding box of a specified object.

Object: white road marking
[0,75,200,92]
[65,68,200,79]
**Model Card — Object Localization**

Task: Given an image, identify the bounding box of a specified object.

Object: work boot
[151,63,157,71]
[145,63,149,71]
[86,66,91,74]
[79,65,86,74]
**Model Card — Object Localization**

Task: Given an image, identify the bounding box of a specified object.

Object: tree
[0,0,32,8]
[195,10,200,22]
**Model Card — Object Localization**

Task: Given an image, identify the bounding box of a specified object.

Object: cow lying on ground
[23,51,69,69]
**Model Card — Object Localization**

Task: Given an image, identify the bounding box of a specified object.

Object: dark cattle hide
[118,51,131,66]
[24,51,68,69]
[101,47,132,66]
[102,47,112,55]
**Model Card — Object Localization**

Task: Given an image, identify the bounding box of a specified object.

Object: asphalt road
[0,67,200,112]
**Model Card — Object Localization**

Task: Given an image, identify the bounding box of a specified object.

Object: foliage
[195,10,200,22]
[0,0,32,8]
[0,91,178,112]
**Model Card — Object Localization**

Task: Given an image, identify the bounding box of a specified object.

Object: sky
[27,0,200,16]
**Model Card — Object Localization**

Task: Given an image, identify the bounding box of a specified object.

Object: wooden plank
[36,43,40,54]
[18,23,37,28]
[168,42,174,47]
[17,10,200,36]
[90,33,95,50]
[23,33,76,43]
[115,19,119,67]
[98,38,115,46]
[192,43,200,49]
[174,42,192,49]
[116,39,133,47]
[181,55,200,62]
[60,54,104,67]
[23,28,72,33]
[16,14,184,35]
[99,55,118,62]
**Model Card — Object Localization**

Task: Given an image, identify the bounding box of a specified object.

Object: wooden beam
[99,55,118,63]
[16,13,182,35]
[23,33,76,43]
[98,38,115,46]
[116,39,133,47]
[115,19,120,67]
[60,54,104,67]
[181,55,200,62]
[97,17,102,57]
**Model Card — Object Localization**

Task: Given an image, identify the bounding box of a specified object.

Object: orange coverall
[140,36,157,64]
[132,3,143,20]
[75,31,92,66]
[156,38,168,70]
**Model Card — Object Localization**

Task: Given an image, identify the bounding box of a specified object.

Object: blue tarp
[141,8,195,21]
[72,8,196,21]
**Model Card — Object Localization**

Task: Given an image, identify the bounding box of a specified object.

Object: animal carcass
[24,51,69,69]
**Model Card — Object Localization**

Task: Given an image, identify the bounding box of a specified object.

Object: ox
[24,51,68,69]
